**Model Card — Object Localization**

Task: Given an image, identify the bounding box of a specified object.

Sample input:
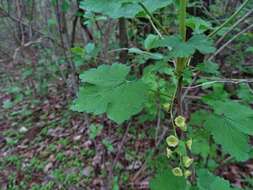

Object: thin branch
[208,0,251,38]
[155,102,161,145]
[138,2,167,35]
[54,0,78,95]
[112,122,131,168]
[71,13,78,47]
[208,23,253,60]
[147,15,163,38]
[215,8,253,46]
[12,37,43,64]
[0,6,62,48]
[183,78,253,90]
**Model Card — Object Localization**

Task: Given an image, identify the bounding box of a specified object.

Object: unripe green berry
[186,139,192,150]
[175,116,187,131]
[172,167,183,177]
[184,170,192,178]
[183,156,194,168]
[162,103,171,112]
[166,135,179,147]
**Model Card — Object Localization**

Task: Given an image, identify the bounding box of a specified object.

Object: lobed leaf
[79,0,172,18]
[72,64,148,124]
[204,100,253,136]
[144,34,215,58]
[150,170,187,190]
[79,63,130,86]
[205,114,250,161]
[197,169,241,190]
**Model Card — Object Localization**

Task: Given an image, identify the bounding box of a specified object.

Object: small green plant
[102,139,114,152]
[88,123,104,139]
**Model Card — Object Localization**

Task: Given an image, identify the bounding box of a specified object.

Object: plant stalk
[175,0,187,115]
[175,0,187,77]
[170,0,188,126]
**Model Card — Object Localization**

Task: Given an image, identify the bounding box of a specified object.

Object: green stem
[178,0,187,42]
[208,0,250,38]
[171,0,187,118]
[176,0,187,77]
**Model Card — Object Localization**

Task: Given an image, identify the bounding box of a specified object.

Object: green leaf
[197,169,239,190]
[186,16,212,34]
[80,0,172,18]
[170,41,195,58]
[205,114,250,161]
[145,34,215,57]
[237,84,253,103]
[3,99,13,109]
[112,176,119,190]
[195,61,220,75]
[71,85,109,115]
[71,47,85,56]
[85,43,96,54]
[191,98,253,161]
[150,170,187,190]
[107,80,148,123]
[202,84,229,100]
[191,131,211,158]
[205,100,253,136]
[72,64,148,124]
[143,61,174,76]
[47,18,57,26]
[144,34,160,50]
[188,34,216,54]
[61,0,70,12]
[190,110,210,126]
[246,46,253,53]
[88,124,104,139]
[102,139,114,152]
[129,47,163,60]
[80,64,130,86]
[148,35,195,57]
[148,35,178,49]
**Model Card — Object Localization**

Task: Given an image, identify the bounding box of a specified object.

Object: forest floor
[1,61,253,190]
[0,67,159,189]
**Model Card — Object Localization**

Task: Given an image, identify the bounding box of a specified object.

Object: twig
[183,78,253,89]
[107,122,131,189]
[138,2,167,35]
[208,0,251,38]
[55,0,78,95]
[77,0,94,41]
[0,59,11,63]
[12,37,43,64]
[147,16,163,38]
[71,12,79,47]
[0,6,61,46]
[208,23,253,60]
[112,122,131,167]
[132,124,169,182]
[215,8,253,46]
[155,104,162,145]
[181,71,200,101]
